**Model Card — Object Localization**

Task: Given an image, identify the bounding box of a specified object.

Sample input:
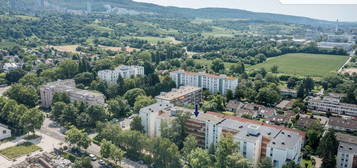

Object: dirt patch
[341,68,357,75]
[99,45,137,52]
[46,45,80,54]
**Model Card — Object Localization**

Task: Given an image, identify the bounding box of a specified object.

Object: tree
[78,57,91,73]
[123,88,146,106]
[133,95,156,113]
[58,60,79,79]
[226,152,252,168]
[211,58,225,73]
[19,73,44,88]
[65,126,91,149]
[86,105,108,123]
[73,157,92,168]
[74,72,94,86]
[215,134,239,168]
[271,65,279,73]
[256,87,281,106]
[202,94,226,112]
[20,108,44,135]
[287,78,297,89]
[303,77,315,93]
[111,145,126,165]
[282,161,300,168]
[130,116,144,133]
[318,129,338,168]
[100,139,113,158]
[52,92,71,104]
[5,69,26,83]
[306,122,324,152]
[258,157,273,168]
[107,97,131,118]
[226,89,234,101]
[182,135,197,160]
[5,84,38,107]
[186,148,212,168]
[151,138,181,168]
[161,111,190,148]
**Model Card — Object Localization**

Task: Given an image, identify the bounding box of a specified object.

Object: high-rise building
[40,79,106,108]
[169,70,238,95]
[98,65,144,83]
[336,133,357,168]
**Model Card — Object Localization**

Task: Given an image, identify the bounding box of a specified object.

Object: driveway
[40,117,147,168]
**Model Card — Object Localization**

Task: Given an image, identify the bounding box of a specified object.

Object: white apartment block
[139,102,193,138]
[306,96,357,117]
[155,86,202,105]
[169,70,238,95]
[98,65,144,83]
[336,133,357,168]
[187,112,305,168]
[40,79,105,108]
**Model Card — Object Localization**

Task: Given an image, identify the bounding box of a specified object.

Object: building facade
[98,65,144,83]
[139,102,193,138]
[40,79,105,108]
[186,112,305,168]
[169,70,238,95]
[155,86,202,105]
[336,133,357,168]
[0,123,11,140]
[306,96,357,117]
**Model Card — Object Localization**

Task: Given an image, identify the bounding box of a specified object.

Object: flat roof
[156,86,202,101]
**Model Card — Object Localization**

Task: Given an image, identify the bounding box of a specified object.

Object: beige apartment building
[155,86,202,105]
[40,79,105,108]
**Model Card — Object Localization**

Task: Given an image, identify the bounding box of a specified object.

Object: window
[2,130,6,134]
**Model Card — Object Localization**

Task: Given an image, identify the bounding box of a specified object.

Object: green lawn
[0,142,41,159]
[122,36,179,44]
[301,159,314,168]
[248,53,349,77]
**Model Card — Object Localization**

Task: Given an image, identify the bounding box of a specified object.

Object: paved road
[40,117,147,168]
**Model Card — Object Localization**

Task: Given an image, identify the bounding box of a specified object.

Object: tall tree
[20,108,44,135]
[215,134,239,168]
[318,129,338,168]
[65,126,91,149]
[211,58,225,73]
[130,116,144,133]
[186,148,213,168]
[151,138,181,168]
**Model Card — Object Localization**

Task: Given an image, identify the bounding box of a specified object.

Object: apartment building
[155,86,202,105]
[306,95,357,117]
[186,112,305,168]
[139,102,193,138]
[40,79,105,108]
[280,88,298,98]
[328,117,357,132]
[169,70,238,95]
[336,133,357,168]
[98,65,144,83]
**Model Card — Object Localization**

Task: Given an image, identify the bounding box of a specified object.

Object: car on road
[99,160,105,165]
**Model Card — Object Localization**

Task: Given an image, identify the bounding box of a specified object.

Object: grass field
[248,53,349,77]
[0,142,41,159]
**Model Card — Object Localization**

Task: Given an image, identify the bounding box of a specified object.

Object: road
[338,49,355,73]
[40,117,147,168]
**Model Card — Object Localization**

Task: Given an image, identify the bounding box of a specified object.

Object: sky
[134,0,357,22]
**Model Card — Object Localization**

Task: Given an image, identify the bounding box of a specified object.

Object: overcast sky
[134,0,357,22]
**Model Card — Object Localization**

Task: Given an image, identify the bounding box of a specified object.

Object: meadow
[248,53,349,77]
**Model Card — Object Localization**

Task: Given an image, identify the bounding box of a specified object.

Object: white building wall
[0,126,11,140]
